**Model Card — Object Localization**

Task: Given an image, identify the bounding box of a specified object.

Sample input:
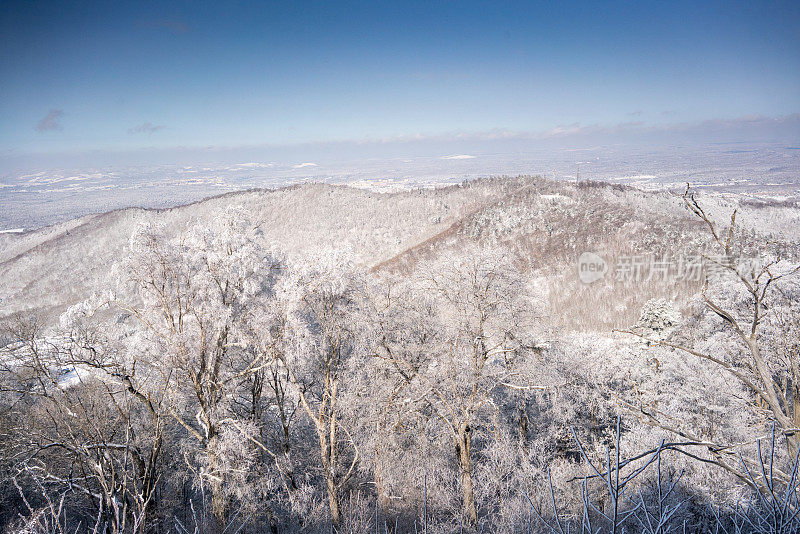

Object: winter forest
[1,176,799,533]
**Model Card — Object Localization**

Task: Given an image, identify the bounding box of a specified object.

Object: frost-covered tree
[374,248,542,524]
[624,185,800,490]
[272,255,365,526]
[117,208,282,526]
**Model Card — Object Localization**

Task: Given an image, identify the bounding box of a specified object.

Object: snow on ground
[1,143,797,230]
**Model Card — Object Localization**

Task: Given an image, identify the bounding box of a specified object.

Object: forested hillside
[1,176,799,533]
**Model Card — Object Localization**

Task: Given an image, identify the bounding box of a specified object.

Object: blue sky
[1,0,799,166]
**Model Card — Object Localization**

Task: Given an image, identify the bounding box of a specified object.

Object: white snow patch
[0,228,25,234]
[293,162,318,169]
[236,162,274,168]
[441,154,476,160]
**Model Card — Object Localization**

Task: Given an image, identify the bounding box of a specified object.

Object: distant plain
[2,142,798,231]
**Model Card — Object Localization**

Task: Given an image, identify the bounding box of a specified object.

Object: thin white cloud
[442,154,476,159]
[293,162,318,168]
[128,122,165,136]
[364,128,519,145]
[542,123,595,138]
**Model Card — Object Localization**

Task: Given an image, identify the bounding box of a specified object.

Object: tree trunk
[319,431,342,525]
[326,473,341,525]
[518,402,530,449]
[207,444,227,528]
[210,478,227,529]
[456,425,478,524]
[373,435,392,510]
[375,467,391,510]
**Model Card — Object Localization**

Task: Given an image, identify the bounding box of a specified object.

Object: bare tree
[0,311,165,533]
[621,184,800,488]
[375,249,541,524]
[273,259,363,526]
